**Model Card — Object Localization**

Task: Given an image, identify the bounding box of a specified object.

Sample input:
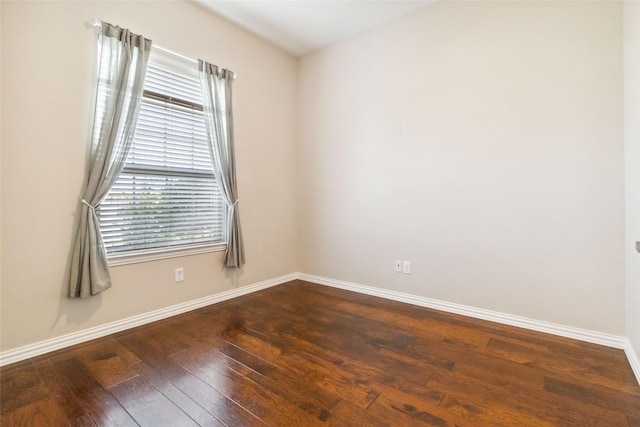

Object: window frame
[99,46,227,266]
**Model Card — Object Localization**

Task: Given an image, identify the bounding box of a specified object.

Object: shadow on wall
[51,204,104,333]
[224,261,243,289]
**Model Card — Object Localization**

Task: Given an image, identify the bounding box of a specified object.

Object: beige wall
[625,0,640,358]
[298,1,625,334]
[0,0,631,354]
[0,0,299,351]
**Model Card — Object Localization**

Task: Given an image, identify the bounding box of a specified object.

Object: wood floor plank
[170,345,328,426]
[51,357,138,427]
[130,360,224,427]
[487,337,639,392]
[429,369,627,427]
[168,346,279,419]
[36,358,97,426]
[0,397,69,427]
[172,338,339,421]
[109,375,199,427]
[628,414,640,426]
[172,309,344,420]
[227,294,452,379]
[115,331,267,426]
[2,280,639,426]
[134,320,193,357]
[366,389,472,427]
[1,359,53,415]
[219,323,381,409]
[75,347,139,390]
[215,341,278,377]
[306,286,632,392]
[543,376,640,419]
[324,399,390,427]
[1,357,96,426]
[233,308,450,406]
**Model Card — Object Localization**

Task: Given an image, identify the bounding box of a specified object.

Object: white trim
[625,341,640,384]
[0,273,296,367]
[297,273,640,384]
[2,271,639,386]
[297,273,629,350]
[299,273,640,385]
[108,243,226,267]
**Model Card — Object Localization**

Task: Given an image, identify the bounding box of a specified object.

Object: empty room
[1,0,640,425]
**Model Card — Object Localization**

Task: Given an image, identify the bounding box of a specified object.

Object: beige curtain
[69,22,152,297]
[198,60,245,268]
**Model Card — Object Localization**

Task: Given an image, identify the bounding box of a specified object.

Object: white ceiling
[194,1,434,56]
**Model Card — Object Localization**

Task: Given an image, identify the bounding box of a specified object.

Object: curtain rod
[85,19,237,80]
[157,45,237,80]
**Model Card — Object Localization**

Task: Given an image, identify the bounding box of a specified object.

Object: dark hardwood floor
[1,280,639,426]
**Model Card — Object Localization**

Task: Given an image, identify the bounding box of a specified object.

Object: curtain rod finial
[85,19,101,29]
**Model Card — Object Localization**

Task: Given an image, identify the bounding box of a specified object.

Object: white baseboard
[625,341,640,384]
[298,273,639,385]
[298,273,629,349]
[0,273,297,367]
[2,271,639,386]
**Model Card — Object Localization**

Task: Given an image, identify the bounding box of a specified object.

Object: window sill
[108,243,226,267]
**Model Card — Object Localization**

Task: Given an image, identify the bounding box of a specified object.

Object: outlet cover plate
[402,261,411,274]
[175,267,184,282]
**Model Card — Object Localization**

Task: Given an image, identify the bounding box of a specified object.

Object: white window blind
[98,47,224,255]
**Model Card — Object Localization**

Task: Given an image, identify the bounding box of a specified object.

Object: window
[97,47,225,259]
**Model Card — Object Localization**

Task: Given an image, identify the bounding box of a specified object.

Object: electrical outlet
[175,267,184,282]
[395,260,402,273]
[402,261,411,274]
